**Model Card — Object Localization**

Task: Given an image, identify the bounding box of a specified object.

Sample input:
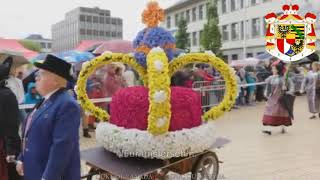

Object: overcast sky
[0,0,178,40]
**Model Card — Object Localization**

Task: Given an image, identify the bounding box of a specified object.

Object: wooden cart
[81,137,230,180]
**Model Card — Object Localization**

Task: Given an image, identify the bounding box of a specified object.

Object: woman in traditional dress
[0,57,21,180]
[262,62,295,135]
[300,62,320,119]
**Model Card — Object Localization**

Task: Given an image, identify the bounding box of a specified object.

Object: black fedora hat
[34,54,73,81]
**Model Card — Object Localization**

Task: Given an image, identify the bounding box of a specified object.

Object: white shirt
[44,88,59,101]
[6,76,25,104]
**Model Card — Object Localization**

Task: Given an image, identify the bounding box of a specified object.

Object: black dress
[0,83,21,180]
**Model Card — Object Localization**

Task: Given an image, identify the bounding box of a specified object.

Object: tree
[19,40,41,52]
[175,18,189,50]
[201,0,222,56]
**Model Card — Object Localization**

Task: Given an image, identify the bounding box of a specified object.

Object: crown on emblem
[282,4,299,15]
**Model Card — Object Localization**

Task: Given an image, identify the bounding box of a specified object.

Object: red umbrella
[93,40,133,54]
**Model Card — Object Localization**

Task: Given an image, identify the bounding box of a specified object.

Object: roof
[74,40,108,51]
[0,39,38,59]
[165,0,206,13]
[25,34,51,41]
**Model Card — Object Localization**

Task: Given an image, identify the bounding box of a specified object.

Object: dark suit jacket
[19,89,81,180]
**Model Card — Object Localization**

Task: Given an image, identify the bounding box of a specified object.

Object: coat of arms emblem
[265,4,317,62]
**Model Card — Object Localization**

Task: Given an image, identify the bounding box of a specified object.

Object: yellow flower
[76,53,147,121]
[146,51,171,135]
[168,53,238,121]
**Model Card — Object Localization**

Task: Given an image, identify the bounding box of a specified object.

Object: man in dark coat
[0,57,21,180]
[16,54,81,180]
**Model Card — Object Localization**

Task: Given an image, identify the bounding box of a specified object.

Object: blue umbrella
[30,51,94,64]
[30,53,48,64]
[55,50,95,63]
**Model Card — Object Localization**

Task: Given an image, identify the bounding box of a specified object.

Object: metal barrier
[192,81,267,109]
[19,82,267,110]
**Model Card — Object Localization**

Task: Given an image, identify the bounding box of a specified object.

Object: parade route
[80,96,320,180]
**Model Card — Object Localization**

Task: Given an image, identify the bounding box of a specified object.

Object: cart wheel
[191,152,219,180]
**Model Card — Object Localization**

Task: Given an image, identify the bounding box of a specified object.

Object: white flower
[81,61,89,69]
[128,53,134,57]
[150,47,164,53]
[95,121,216,159]
[156,117,167,128]
[153,90,166,103]
[153,60,164,71]
[178,53,186,57]
[205,50,216,56]
[102,51,113,55]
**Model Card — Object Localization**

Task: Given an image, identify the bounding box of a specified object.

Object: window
[199,5,204,20]
[263,18,267,35]
[252,18,260,37]
[112,32,116,37]
[86,16,92,22]
[247,53,253,57]
[106,17,110,24]
[99,17,105,24]
[240,21,244,39]
[192,7,197,21]
[111,19,117,25]
[175,14,179,26]
[240,0,244,8]
[99,31,105,36]
[40,42,46,49]
[231,23,239,40]
[186,10,190,23]
[180,12,185,20]
[93,16,98,23]
[80,15,86,21]
[118,19,123,25]
[222,25,229,41]
[187,33,191,47]
[87,29,92,35]
[192,32,197,46]
[117,32,122,37]
[206,3,210,18]
[223,55,229,61]
[251,0,258,6]
[221,0,227,13]
[199,30,204,42]
[263,0,271,2]
[257,52,264,55]
[48,43,52,49]
[93,30,99,36]
[80,29,86,35]
[232,54,238,60]
[166,16,171,29]
[245,20,250,38]
[106,31,110,36]
[231,0,236,11]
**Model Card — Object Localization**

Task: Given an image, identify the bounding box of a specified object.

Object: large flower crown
[76,2,238,159]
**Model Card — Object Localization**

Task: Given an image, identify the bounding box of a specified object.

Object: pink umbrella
[93,40,133,54]
[230,58,260,67]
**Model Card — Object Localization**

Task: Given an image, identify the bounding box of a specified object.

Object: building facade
[25,34,52,53]
[163,0,319,61]
[163,0,208,52]
[52,7,123,52]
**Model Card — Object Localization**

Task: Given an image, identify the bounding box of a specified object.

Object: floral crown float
[76,1,238,159]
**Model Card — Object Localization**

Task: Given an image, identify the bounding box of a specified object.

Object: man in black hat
[16,54,81,180]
